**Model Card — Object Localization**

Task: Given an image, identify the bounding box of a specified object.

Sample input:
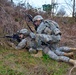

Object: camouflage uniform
[34,19,71,62]
[15,37,38,50]
[11,29,38,51]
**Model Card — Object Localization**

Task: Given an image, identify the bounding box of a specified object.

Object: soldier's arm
[50,23,61,42]
[36,33,61,43]
[15,39,27,50]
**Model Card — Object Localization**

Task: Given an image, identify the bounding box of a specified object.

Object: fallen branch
[69,66,76,75]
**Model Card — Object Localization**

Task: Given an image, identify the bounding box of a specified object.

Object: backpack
[44,19,61,35]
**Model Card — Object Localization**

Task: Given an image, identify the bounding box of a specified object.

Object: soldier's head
[18,29,29,39]
[33,15,43,29]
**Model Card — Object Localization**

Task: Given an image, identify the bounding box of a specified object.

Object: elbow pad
[53,28,61,35]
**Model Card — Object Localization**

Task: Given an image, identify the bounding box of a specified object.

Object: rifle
[0,34,21,42]
[25,14,34,32]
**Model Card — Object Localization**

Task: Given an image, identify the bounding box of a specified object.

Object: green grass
[0,47,70,75]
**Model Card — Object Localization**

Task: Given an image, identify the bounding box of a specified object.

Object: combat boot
[31,50,42,58]
[69,59,76,66]
[64,52,74,57]
[70,48,76,51]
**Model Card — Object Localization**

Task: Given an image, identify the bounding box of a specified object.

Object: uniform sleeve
[36,34,51,42]
[36,34,61,43]
[15,39,27,49]
[30,32,36,39]
[50,34,61,42]
[37,22,46,33]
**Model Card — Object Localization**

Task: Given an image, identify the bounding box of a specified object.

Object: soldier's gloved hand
[30,32,36,39]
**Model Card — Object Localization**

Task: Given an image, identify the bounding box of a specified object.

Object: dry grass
[0,1,76,75]
[0,48,70,75]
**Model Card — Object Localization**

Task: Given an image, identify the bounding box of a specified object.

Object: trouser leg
[43,47,70,62]
[55,46,73,56]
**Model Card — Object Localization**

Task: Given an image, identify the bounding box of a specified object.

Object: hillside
[52,17,76,48]
[0,0,76,75]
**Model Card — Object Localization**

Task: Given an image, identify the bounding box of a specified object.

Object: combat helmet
[19,29,29,36]
[33,15,43,22]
